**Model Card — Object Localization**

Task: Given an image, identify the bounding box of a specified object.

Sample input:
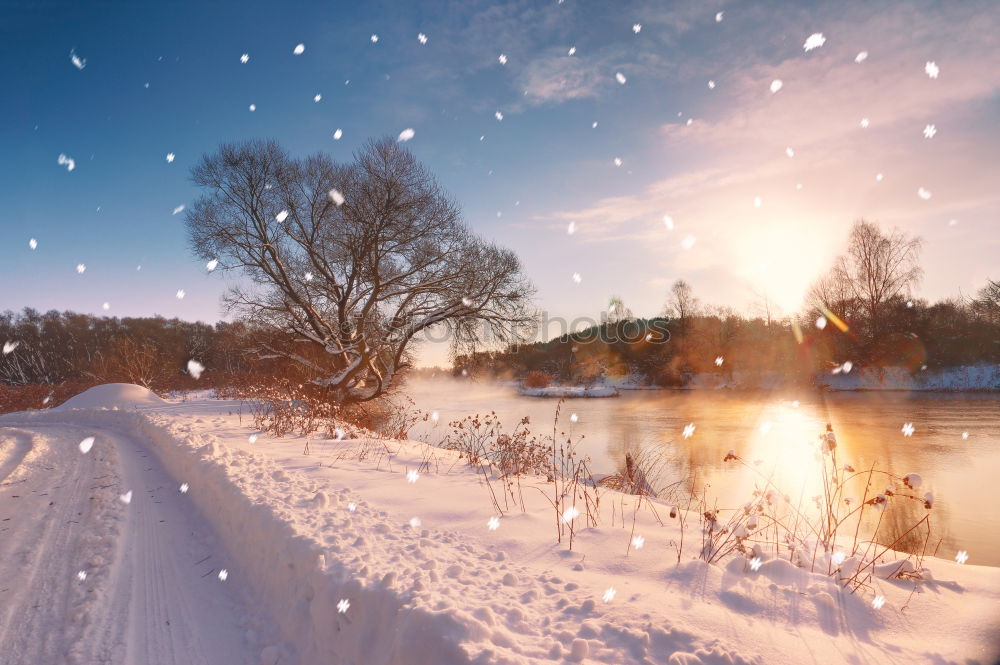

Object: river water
[404,378,1000,566]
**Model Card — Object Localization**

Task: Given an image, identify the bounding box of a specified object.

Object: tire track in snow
[0,422,268,665]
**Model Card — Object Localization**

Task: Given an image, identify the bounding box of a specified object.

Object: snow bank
[517,385,619,398]
[818,364,1000,392]
[54,383,166,410]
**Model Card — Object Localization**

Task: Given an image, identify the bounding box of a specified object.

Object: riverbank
[4,384,998,664]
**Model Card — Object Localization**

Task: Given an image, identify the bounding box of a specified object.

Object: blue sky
[2,0,999,366]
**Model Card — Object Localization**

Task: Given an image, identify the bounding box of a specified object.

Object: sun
[733,220,835,314]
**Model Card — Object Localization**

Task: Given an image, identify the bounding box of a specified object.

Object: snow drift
[54,383,167,410]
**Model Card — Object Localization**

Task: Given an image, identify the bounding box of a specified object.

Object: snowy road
[0,423,265,665]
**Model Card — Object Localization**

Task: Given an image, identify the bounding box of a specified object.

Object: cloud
[540,1,1000,312]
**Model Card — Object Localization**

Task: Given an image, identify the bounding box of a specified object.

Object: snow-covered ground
[818,364,1000,392]
[2,384,998,664]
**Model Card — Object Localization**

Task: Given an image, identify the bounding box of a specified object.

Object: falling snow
[70,49,86,70]
[803,33,826,51]
[398,128,415,142]
[58,153,75,172]
[770,79,783,93]
[615,72,627,85]
[925,61,939,79]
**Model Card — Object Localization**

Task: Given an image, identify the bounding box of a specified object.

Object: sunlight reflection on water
[405,378,1000,566]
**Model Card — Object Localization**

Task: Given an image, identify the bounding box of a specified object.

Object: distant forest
[3,222,999,403]
[454,222,1000,386]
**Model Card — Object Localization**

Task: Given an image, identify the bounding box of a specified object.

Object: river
[403,378,1000,566]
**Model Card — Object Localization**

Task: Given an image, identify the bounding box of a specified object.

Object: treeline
[0,309,282,393]
[455,221,1000,387]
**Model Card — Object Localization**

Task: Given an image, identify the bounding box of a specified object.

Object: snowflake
[632,535,645,549]
[568,46,576,56]
[860,117,870,128]
[753,196,762,208]
[956,550,968,564]
[925,61,939,79]
[498,53,507,65]
[406,469,419,483]
[770,79,783,93]
[29,238,38,249]
[187,359,205,379]
[592,121,598,128]
[495,111,504,121]
[77,570,87,581]
[99,302,109,311]
[176,289,186,299]
[803,33,826,52]
[831,551,846,566]
[487,516,500,531]
[715,11,724,22]
[2,341,18,355]
[602,587,617,602]
[327,189,345,207]
[179,483,189,493]
[715,356,724,367]
[842,361,853,373]
[249,104,256,112]
[70,48,86,70]
[276,210,289,222]
[293,43,305,55]
[632,23,642,34]
[79,437,94,453]
[166,153,175,163]
[240,53,249,64]
[855,51,868,63]
[572,272,582,284]
[58,153,76,172]
[172,205,185,215]
[875,173,884,182]
[569,413,578,422]
[816,316,827,329]
[206,259,218,271]
[408,517,422,528]
[962,431,969,440]
[431,411,440,423]
[749,556,762,571]
[218,569,228,581]
[567,221,576,235]
[418,33,428,44]
[901,423,915,437]
[613,157,622,167]
[615,72,627,84]
[314,94,322,103]
[923,124,936,138]
[682,423,696,439]
[663,215,674,230]
[337,598,350,613]
[333,128,343,140]
[917,187,932,200]
[348,502,357,512]
[76,263,86,274]
[370,34,379,43]
[119,490,132,504]
[681,234,696,250]
[562,506,580,523]
[872,595,885,610]
[398,128,415,142]
[708,80,715,89]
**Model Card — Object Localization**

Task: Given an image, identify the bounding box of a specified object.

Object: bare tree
[833,220,923,343]
[185,138,534,403]
[972,279,1000,324]
[665,280,698,332]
